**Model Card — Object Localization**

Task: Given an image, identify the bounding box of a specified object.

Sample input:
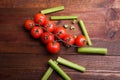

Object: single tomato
[54,26,66,39]
[47,41,60,54]
[63,34,75,46]
[34,13,46,26]
[24,19,35,30]
[43,20,55,32]
[75,35,87,46]
[41,32,54,44]
[30,26,43,39]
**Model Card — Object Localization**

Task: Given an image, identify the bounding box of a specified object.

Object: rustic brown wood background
[0,0,120,80]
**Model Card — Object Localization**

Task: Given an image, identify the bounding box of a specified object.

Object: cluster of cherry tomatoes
[24,13,87,54]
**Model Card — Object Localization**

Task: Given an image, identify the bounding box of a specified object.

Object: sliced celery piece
[48,59,71,80]
[79,20,92,46]
[51,16,78,20]
[78,47,107,55]
[41,61,58,80]
[41,6,64,14]
[57,57,86,72]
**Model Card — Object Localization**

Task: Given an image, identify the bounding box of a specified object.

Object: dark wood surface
[0,0,120,80]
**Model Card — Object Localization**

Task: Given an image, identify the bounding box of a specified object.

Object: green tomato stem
[48,59,71,80]
[78,47,107,55]
[79,20,92,46]
[57,57,86,72]
[41,6,64,14]
[51,16,78,20]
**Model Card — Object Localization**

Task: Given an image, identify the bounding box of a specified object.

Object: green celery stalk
[51,16,78,20]
[57,57,86,72]
[41,61,58,80]
[41,6,64,14]
[48,59,71,80]
[78,47,107,55]
[41,67,53,80]
[79,20,92,46]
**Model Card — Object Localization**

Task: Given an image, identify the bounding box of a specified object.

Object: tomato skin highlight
[47,41,60,54]
[41,32,55,44]
[75,35,87,47]
[34,13,47,26]
[30,26,43,39]
[24,19,35,30]
[63,34,75,46]
[54,26,66,39]
[43,20,55,32]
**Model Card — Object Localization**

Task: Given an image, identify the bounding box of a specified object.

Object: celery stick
[57,57,86,72]
[79,20,92,46]
[41,6,64,14]
[78,47,107,55]
[48,59,71,80]
[51,16,78,20]
[41,61,58,80]
[41,67,53,80]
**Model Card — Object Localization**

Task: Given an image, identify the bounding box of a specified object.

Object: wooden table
[0,0,120,80]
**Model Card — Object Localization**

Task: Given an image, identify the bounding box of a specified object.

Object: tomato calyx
[80,38,87,46]
[62,34,75,48]
[30,26,43,39]
[44,35,48,40]
[47,41,60,54]
[47,23,51,27]
[56,31,62,37]
[30,23,34,28]
[34,29,39,33]
[67,37,72,42]
[75,35,87,47]
[24,19,35,30]
[43,20,55,32]
[41,32,55,44]
[34,13,46,26]
[58,31,62,34]
[54,26,66,39]
[52,40,58,45]
[66,38,72,47]
[38,19,42,22]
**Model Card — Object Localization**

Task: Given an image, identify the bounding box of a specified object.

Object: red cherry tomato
[75,35,87,46]
[47,41,60,54]
[43,20,55,32]
[63,34,75,46]
[54,26,66,39]
[34,13,46,25]
[24,19,35,30]
[41,32,55,44]
[30,26,43,39]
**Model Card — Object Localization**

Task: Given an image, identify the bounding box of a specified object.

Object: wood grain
[0,0,120,80]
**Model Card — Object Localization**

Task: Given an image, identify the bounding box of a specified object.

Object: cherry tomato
[34,13,46,26]
[24,19,35,30]
[63,34,75,46]
[54,26,66,39]
[41,32,55,44]
[75,35,87,46]
[43,20,55,32]
[47,41,60,54]
[30,26,43,39]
